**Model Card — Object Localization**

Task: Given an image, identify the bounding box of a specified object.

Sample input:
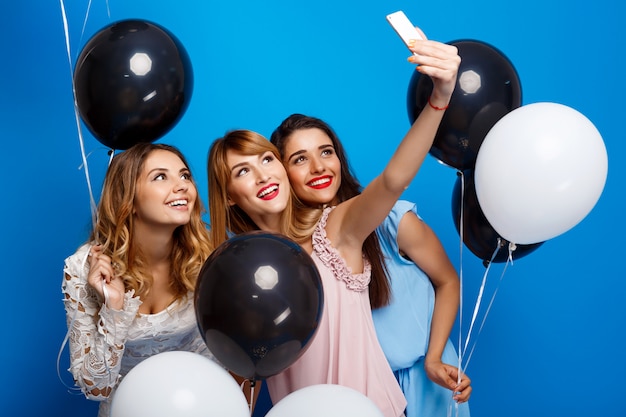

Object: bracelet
[428,96,449,111]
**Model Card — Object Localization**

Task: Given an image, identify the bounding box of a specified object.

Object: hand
[87,245,125,310]
[408,38,460,108]
[424,359,472,403]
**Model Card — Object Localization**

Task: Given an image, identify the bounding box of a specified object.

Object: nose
[310,156,325,174]
[256,167,271,184]
[174,177,189,192]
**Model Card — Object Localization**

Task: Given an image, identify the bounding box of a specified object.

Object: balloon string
[455,168,514,377]
[456,170,465,391]
[462,247,512,373]
[460,241,498,364]
[60,0,99,231]
[79,0,93,49]
[80,0,112,53]
[58,0,116,395]
[507,242,517,264]
[240,379,256,415]
[461,246,495,359]
[56,301,83,395]
[447,397,459,417]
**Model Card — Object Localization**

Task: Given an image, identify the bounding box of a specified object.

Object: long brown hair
[270,114,392,309]
[90,143,213,300]
[207,129,318,248]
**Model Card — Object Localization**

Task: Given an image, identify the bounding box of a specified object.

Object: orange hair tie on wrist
[428,96,449,111]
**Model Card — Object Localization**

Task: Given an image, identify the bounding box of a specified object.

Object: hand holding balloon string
[424,358,472,403]
[88,245,125,310]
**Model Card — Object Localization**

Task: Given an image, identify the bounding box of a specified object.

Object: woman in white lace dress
[62,143,215,417]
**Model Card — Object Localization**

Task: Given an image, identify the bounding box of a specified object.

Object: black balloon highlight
[195,231,323,381]
[452,170,543,264]
[73,19,193,150]
[408,39,522,170]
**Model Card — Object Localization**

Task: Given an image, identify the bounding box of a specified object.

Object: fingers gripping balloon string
[101,279,110,306]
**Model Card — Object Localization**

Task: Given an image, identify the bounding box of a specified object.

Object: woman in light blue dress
[376,200,470,417]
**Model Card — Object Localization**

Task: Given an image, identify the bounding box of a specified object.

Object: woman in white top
[62,143,216,417]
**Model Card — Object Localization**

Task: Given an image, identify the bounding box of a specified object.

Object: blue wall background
[1,1,623,416]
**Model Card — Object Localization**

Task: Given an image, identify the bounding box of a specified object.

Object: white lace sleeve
[61,244,142,400]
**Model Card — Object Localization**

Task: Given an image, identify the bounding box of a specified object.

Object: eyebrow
[286,149,306,162]
[229,161,249,173]
[287,144,334,162]
[146,166,189,176]
[230,151,274,172]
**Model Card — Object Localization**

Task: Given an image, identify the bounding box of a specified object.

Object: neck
[133,222,175,263]
[251,213,283,234]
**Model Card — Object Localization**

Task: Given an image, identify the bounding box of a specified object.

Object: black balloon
[195,231,324,380]
[408,39,522,170]
[452,170,543,264]
[73,19,193,150]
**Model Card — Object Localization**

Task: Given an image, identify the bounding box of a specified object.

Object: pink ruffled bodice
[311,207,371,292]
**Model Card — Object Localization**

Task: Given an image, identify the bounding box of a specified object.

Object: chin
[310,192,334,205]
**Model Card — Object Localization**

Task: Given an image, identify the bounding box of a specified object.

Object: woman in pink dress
[206,35,460,417]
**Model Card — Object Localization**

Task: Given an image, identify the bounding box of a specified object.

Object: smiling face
[133,149,197,231]
[282,127,342,207]
[225,148,290,232]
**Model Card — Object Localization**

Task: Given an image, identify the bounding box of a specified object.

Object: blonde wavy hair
[207,129,318,248]
[90,143,213,301]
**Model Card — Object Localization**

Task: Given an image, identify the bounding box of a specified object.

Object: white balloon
[266,384,384,417]
[474,102,608,244]
[110,351,250,417]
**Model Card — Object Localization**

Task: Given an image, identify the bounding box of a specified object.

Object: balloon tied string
[507,241,517,264]
[240,378,256,415]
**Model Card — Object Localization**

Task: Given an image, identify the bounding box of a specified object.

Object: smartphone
[386,11,423,51]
